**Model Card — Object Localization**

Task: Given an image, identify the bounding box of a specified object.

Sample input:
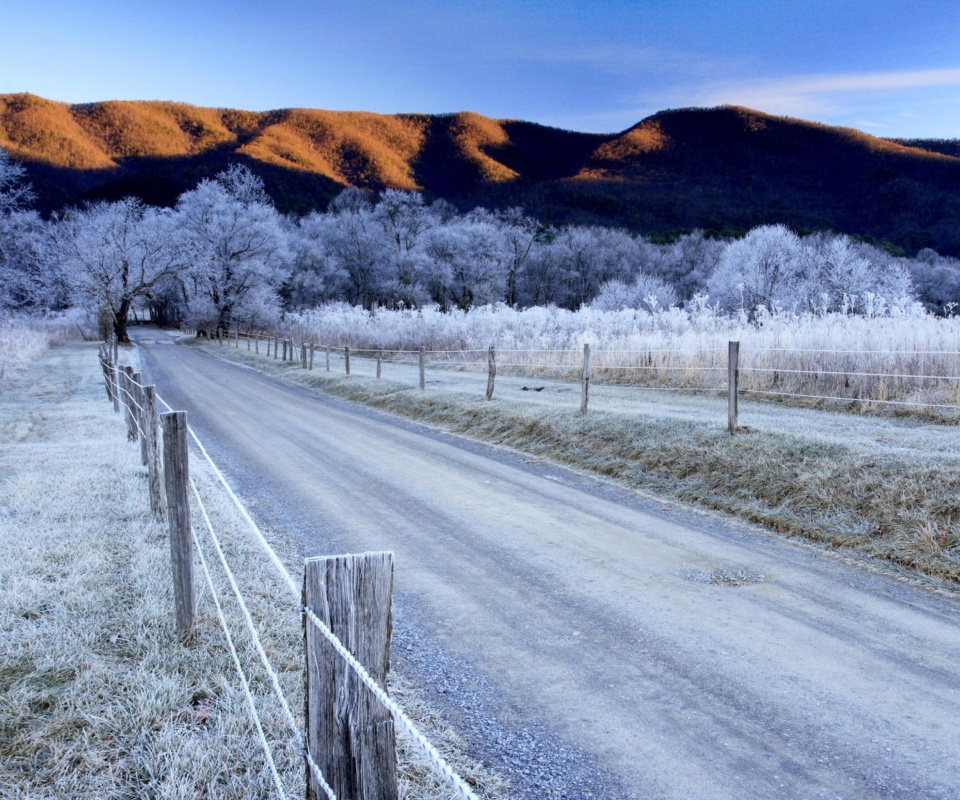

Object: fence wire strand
[190,510,291,800]
[189,478,338,800]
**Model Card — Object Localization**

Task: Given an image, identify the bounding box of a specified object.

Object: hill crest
[3,94,959,254]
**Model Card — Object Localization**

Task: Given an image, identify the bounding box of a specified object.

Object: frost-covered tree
[799,233,911,313]
[283,212,349,310]
[908,246,960,316]
[175,166,288,332]
[322,197,385,309]
[54,199,185,341]
[707,224,804,315]
[425,210,511,310]
[0,149,34,217]
[372,190,438,308]
[497,208,544,307]
[0,211,53,313]
[0,150,48,316]
[591,273,678,312]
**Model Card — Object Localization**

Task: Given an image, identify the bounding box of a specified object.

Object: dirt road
[135,330,960,800]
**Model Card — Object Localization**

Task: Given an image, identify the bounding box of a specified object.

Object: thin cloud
[692,67,960,115]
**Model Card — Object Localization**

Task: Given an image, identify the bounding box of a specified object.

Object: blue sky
[2,0,959,137]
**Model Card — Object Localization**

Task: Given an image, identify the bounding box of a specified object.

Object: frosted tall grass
[281,303,960,415]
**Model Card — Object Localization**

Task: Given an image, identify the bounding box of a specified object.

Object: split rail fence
[97,339,481,800]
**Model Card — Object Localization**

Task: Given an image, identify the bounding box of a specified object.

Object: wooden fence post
[418,346,425,390]
[255,333,260,354]
[580,343,591,415]
[274,336,280,359]
[345,346,351,375]
[486,345,496,401]
[309,342,315,370]
[132,371,148,465]
[377,347,383,379]
[326,346,331,372]
[143,386,165,520]
[121,366,138,441]
[99,348,115,404]
[303,553,398,800]
[728,340,740,435]
[301,342,308,369]
[235,327,239,348]
[162,411,195,634]
[111,358,121,414]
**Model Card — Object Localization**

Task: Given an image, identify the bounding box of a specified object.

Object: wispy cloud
[689,67,960,116]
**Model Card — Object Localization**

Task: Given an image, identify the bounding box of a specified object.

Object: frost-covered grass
[277,304,960,419]
[200,334,960,588]
[0,342,507,800]
[0,310,98,385]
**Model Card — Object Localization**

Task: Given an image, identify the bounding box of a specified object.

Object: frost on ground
[0,341,507,800]
[201,334,960,587]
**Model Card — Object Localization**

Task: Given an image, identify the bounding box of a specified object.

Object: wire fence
[199,326,960,421]
[98,340,482,800]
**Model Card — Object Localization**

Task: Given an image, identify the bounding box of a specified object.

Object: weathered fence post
[325,346,331,372]
[377,347,383,379]
[728,340,740,435]
[486,345,496,401]
[580,343,591,415]
[132,371,148,465]
[143,385,165,520]
[301,342,308,369]
[282,338,288,362]
[99,347,115,404]
[309,342,315,370]
[274,336,280,359]
[162,411,194,634]
[303,553,398,800]
[235,326,239,348]
[121,366,138,441]
[345,346,351,375]
[255,333,260,354]
[419,346,425,390]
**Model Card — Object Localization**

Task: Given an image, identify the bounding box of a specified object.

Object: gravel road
[134,330,960,800]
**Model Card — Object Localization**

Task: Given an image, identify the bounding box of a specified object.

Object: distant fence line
[98,338,481,800]
[187,323,960,424]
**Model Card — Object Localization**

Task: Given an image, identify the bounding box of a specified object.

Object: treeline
[2,152,959,342]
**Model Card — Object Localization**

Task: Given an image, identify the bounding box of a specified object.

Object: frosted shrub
[0,316,49,381]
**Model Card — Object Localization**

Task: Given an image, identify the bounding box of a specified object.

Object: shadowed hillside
[3,94,959,254]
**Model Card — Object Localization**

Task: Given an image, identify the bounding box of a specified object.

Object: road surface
[134,329,960,800]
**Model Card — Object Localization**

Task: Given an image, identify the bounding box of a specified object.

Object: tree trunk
[113,298,132,344]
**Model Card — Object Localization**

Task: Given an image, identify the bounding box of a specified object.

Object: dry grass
[200,336,960,589]
[0,341,508,799]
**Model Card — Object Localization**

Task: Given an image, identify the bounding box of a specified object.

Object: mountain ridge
[3,93,959,254]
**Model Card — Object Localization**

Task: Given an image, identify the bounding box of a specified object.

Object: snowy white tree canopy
[3,149,958,337]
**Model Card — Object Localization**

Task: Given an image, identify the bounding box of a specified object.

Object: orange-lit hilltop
[3,93,960,253]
